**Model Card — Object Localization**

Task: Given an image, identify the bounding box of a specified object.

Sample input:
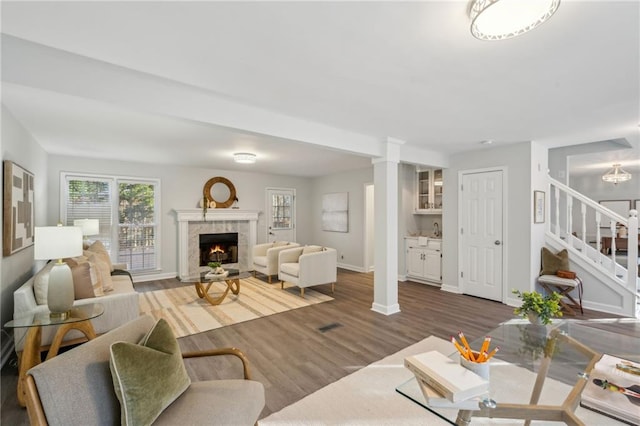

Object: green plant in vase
[512,289,562,325]
[207,261,224,274]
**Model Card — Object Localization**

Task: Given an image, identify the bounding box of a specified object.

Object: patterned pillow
[109,319,191,426]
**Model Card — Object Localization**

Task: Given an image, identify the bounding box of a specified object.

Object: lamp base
[47,262,75,316]
[49,311,69,320]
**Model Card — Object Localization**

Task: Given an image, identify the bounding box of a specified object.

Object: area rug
[139,276,333,338]
[260,336,626,426]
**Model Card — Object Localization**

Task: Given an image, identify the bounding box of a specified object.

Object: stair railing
[547,177,638,298]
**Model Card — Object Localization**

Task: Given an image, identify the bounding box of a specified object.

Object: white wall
[47,155,315,277]
[530,142,549,290]
[442,142,536,300]
[310,167,373,271]
[1,106,48,327]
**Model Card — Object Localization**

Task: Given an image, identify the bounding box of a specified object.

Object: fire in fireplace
[199,232,238,266]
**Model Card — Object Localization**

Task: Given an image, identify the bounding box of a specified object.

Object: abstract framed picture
[3,161,35,256]
[322,192,348,232]
[533,190,545,224]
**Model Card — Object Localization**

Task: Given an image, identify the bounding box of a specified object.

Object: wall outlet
[340,254,344,260]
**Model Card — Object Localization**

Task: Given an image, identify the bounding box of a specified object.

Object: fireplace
[175,209,258,280]
[199,232,238,266]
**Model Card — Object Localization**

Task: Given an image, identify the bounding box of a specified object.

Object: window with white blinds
[62,173,160,273]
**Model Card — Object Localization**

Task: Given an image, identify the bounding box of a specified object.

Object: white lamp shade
[74,219,100,236]
[34,226,83,260]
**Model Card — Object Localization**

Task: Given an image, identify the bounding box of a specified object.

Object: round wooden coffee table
[190,269,250,306]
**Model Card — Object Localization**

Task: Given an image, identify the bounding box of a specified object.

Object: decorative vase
[527,312,543,325]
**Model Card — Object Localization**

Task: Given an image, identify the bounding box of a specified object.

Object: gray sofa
[12,263,139,351]
[25,315,265,426]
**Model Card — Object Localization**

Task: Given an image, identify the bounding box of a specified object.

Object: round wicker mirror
[203,177,236,208]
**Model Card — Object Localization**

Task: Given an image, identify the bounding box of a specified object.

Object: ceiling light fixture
[470,0,561,41]
[602,164,632,184]
[233,153,256,164]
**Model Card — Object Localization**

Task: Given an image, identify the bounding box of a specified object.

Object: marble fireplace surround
[175,209,259,280]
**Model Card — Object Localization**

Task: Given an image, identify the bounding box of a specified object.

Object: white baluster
[610,220,617,272]
[567,195,573,243]
[554,188,560,238]
[627,210,638,293]
[581,203,587,253]
[595,211,601,261]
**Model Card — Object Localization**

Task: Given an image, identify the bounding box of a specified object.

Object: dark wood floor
[0,270,624,424]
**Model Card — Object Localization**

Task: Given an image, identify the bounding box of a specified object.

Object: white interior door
[460,170,504,301]
[266,188,296,243]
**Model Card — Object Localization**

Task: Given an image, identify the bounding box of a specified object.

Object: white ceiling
[1,1,639,177]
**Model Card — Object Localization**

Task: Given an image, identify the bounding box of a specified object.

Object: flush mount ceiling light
[233,153,256,164]
[470,0,561,41]
[602,164,632,184]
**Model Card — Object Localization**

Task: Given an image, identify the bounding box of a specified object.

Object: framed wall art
[533,190,545,224]
[322,192,348,232]
[3,160,35,256]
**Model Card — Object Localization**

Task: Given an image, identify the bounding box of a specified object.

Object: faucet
[433,222,440,238]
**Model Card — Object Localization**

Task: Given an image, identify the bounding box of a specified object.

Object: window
[271,193,292,229]
[62,173,160,273]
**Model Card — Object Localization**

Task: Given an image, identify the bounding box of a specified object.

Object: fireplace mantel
[174,209,260,280]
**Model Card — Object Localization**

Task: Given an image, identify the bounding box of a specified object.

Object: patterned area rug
[140,277,333,337]
[139,276,333,338]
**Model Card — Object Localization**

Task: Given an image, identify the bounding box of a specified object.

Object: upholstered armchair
[278,245,337,297]
[252,241,300,283]
[24,315,264,426]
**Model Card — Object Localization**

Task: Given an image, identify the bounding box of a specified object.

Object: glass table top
[182,268,251,283]
[4,303,105,329]
[396,318,640,425]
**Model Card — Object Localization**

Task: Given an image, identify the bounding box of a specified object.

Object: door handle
[269,232,275,235]
[494,240,501,245]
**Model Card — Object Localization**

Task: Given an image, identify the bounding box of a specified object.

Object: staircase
[546,177,639,318]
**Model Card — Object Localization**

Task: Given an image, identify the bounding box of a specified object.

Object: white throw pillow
[33,262,56,305]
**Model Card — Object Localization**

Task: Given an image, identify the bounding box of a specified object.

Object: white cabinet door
[407,247,425,277]
[424,250,441,282]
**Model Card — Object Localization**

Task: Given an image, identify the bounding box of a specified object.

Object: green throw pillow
[540,247,570,275]
[109,319,190,426]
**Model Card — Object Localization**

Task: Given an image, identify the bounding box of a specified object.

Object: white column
[371,138,403,315]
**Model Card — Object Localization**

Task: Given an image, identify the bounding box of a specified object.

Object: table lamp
[73,219,99,245]
[34,225,83,318]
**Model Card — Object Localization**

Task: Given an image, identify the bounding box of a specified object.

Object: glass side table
[4,303,104,407]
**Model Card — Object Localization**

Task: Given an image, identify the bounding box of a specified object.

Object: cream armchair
[278,246,337,297]
[252,241,300,283]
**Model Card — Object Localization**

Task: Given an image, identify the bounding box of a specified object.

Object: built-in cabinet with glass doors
[415,169,443,214]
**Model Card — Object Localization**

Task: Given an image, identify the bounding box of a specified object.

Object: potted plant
[512,289,562,325]
[207,261,225,275]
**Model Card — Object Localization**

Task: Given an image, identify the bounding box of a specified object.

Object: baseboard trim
[337,263,365,273]
[132,271,178,283]
[371,302,401,316]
